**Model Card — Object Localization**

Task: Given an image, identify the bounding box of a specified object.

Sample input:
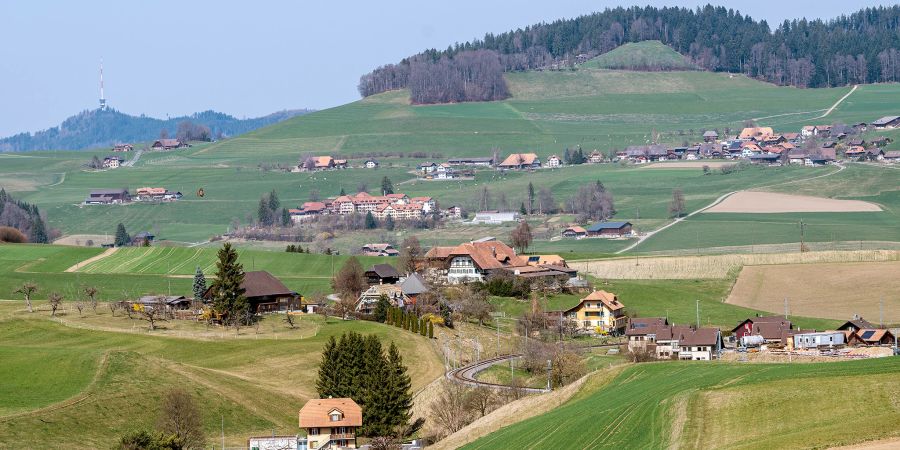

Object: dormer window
[329,409,343,422]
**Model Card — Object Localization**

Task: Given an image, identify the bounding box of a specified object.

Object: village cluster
[83,187,182,205]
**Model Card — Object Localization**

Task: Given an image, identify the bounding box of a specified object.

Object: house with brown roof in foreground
[497,153,541,170]
[678,327,723,360]
[298,398,362,449]
[204,271,299,313]
[554,290,626,334]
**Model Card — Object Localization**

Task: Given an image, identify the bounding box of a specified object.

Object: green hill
[581,40,698,71]
[464,358,900,449]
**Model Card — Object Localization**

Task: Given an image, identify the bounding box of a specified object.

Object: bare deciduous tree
[668,188,686,218]
[429,383,474,438]
[157,388,205,449]
[510,221,533,254]
[136,298,168,331]
[83,286,99,313]
[47,292,63,316]
[13,282,38,313]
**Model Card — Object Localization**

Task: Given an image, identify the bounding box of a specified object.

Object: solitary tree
[527,182,535,213]
[332,256,367,303]
[510,221,533,254]
[208,243,247,330]
[191,267,207,302]
[83,286,99,313]
[13,282,38,313]
[114,223,130,247]
[156,388,205,449]
[137,298,168,331]
[669,188,686,218]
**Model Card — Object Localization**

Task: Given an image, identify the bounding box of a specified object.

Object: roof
[153,139,181,147]
[624,317,669,336]
[563,226,587,234]
[751,321,793,340]
[242,271,296,299]
[298,398,362,428]
[871,116,900,126]
[366,264,400,279]
[586,221,631,232]
[856,328,893,342]
[425,240,524,270]
[526,255,567,267]
[400,273,430,296]
[703,130,718,137]
[739,127,774,139]
[566,290,624,313]
[678,327,721,346]
[89,189,129,195]
[732,316,792,332]
[498,153,540,167]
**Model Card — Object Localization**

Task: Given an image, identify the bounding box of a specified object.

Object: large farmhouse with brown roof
[204,271,299,313]
[425,239,578,286]
[298,398,362,449]
[625,318,722,360]
[497,153,541,170]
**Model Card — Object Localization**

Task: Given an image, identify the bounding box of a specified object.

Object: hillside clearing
[571,249,899,279]
[726,260,900,324]
[704,191,882,213]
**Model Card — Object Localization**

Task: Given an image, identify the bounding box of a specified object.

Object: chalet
[854,329,896,346]
[866,149,885,161]
[399,273,430,305]
[497,153,541,170]
[620,145,669,162]
[546,155,561,168]
[732,316,792,343]
[837,316,875,333]
[805,155,829,166]
[102,155,124,169]
[556,290,626,334]
[471,211,518,225]
[871,115,900,129]
[585,221,633,238]
[425,240,525,284]
[739,127,774,141]
[151,139,184,150]
[356,284,407,314]
[792,331,846,349]
[845,145,867,159]
[848,138,866,147]
[677,327,723,360]
[204,271,300,313]
[588,150,604,164]
[448,156,494,167]
[298,398,362,450]
[418,162,438,174]
[363,159,379,169]
[365,264,400,285]
[787,150,808,165]
[702,130,718,142]
[561,226,587,239]
[361,243,399,257]
[131,231,155,245]
[112,143,133,152]
[85,189,130,205]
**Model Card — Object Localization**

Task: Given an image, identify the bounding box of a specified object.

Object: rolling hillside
[581,40,698,70]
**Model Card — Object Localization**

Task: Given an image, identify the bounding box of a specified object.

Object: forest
[359,5,900,102]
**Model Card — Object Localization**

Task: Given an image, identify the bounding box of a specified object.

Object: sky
[0,1,892,136]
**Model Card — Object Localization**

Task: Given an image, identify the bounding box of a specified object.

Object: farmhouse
[702,130,718,142]
[561,226,587,239]
[418,162,438,173]
[365,264,400,285]
[748,153,780,165]
[497,153,541,169]
[471,211,518,224]
[205,271,299,313]
[884,151,900,162]
[356,284,407,314]
[739,126,774,141]
[546,155,561,168]
[361,243,399,257]
[555,290,626,334]
[363,159,379,168]
[151,139,184,150]
[732,316,793,343]
[625,318,669,352]
[585,221,633,238]
[677,327,723,360]
[131,231,155,246]
[525,255,567,267]
[134,295,189,311]
[625,318,721,360]
[134,187,181,202]
[102,155,124,169]
[290,201,328,222]
[298,398,362,450]
[871,115,900,129]
[619,145,670,162]
[112,143,133,152]
[425,240,524,284]
[84,189,130,205]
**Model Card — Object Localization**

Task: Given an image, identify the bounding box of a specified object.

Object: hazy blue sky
[0,1,891,136]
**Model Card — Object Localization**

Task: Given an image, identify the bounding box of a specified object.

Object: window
[309,428,319,436]
[330,411,342,421]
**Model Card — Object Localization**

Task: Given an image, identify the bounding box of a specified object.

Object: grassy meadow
[463,358,900,450]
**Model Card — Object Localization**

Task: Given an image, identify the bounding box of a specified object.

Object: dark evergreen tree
[208,243,248,325]
[381,176,394,195]
[519,202,527,216]
[427,320,434,339]
[374,295,390,323]
[114,223,130,247]
[316,336,341,398]
[527,182,535,213]
[281,208,291,227]
[192,266,207,301]
[257,197,272,226]
[384,342,414,431]
[365,211,377,229]
[384,215,395,231]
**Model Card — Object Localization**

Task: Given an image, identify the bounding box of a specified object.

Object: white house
[471,211,518,225]
[546,155,561,168]
[364,159,379,168]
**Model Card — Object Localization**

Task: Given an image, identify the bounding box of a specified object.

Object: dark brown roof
[678,327,721,346]
[732,315,792,332]
[838,318,876,331]
[624,317,668,335]
[367,264,400,279]
[242,271,296,299]
[752,321,793,340]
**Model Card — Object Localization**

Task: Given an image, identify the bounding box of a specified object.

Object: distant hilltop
[0,108,312,152]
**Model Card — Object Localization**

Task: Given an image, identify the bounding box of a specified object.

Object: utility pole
[695,299,700,328]
[546,359,553,391]
[495,317,500,357]
[798,219,806,252]
[784,297,789,319]
[880,297,884,328]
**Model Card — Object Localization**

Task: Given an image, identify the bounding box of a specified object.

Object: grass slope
[464,358,900,449]
[582,40,698,70]
[0,315,442,448]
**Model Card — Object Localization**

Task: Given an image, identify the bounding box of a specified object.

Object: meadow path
[64,247,118,272]
[816,84,858,119]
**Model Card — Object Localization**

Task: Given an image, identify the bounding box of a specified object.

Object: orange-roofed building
[553,290,627,334]
[425,240,526,283]
[298,398,362,449]
[739,127,774,141]
[497,153,541,169]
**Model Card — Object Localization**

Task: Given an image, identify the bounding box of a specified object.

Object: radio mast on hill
[99,59,107,110]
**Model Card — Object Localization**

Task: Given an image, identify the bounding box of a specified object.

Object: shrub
[0,226,27,243]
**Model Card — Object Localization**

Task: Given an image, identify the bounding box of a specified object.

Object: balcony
[329,433,355,440]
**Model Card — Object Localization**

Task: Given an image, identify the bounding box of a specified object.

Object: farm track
[64,247,118,272]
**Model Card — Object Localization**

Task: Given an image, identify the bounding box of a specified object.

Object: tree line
[0,188,50,243]
[359,5,900,101]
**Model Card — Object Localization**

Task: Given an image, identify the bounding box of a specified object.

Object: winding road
[447,354,550,393]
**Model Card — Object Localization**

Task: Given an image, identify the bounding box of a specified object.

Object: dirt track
[64,247,118,272]
[705,191,881,213]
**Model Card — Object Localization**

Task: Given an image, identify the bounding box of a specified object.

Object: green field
[464,358,900,449]
[0,313,442,448]
[0,244,385,301]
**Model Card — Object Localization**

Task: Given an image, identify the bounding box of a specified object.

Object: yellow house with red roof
[557,290,626,334]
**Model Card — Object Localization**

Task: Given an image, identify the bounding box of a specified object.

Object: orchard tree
[13,282,38,313]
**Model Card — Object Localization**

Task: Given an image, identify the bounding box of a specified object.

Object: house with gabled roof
[204,271,299,313]
[365,264,400,285]
[732,316,792,341]
[497,153,541,169]
[298,398,362,449]
[739,127,774,141]
[425,240,525,284]
[356,283,407,314]
[555,290,626,334]
[561,226,587,239]
[678,327,723,360]
[871,116,900,129]
[585,221,633,238]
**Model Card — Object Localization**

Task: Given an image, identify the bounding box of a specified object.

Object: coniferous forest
[359,5,900,103]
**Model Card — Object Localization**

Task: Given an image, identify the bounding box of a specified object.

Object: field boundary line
[64,247,118,272]
[816,84,857,119]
